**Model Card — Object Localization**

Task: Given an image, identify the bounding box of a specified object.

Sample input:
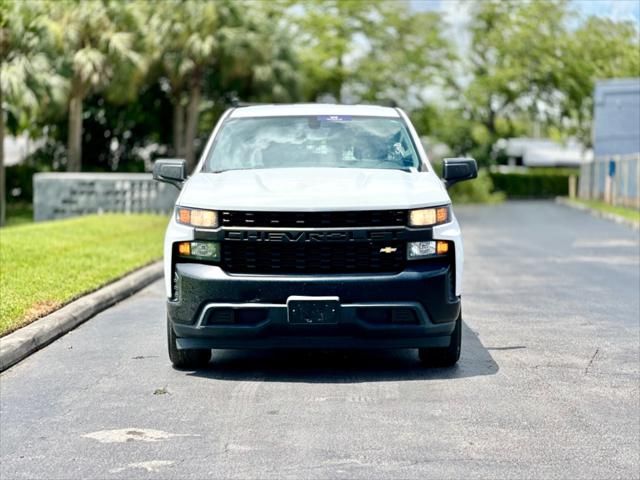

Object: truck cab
[153,104,477,369]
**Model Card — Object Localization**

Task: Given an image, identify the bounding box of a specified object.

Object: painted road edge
[0,261,163,372]
[555,197,640,232]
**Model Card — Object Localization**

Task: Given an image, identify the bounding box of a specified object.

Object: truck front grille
[221,240,405,275]
[220,209,409,275]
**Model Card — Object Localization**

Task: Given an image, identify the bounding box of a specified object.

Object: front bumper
[169,262,460,350]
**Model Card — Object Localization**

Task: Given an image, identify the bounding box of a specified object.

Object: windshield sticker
[317,115,352,122]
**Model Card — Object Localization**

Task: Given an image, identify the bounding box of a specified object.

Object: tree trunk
[172,101,185,158]
[67,93,83,171]
[184,80,202,173]
[484,95,497,139]
[0,81,5,227]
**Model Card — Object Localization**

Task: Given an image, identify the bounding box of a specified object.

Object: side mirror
[153,159,187,189]
[442,157,478,188]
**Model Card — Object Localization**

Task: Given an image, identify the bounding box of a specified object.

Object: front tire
[419,311,461,367]
[167,316,211,369]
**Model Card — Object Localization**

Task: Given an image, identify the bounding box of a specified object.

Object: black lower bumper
[169,262,460,350]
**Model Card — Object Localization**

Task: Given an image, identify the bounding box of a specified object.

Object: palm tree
[219,4,301,104]
[147,0,232,171]
[0,0,59,226]
[147,1,300,172]
[47,0,144,172]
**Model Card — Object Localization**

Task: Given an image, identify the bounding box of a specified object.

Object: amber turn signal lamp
[436,241,449,255]
[177,208,191,224]
[435,207,449,224]
[178,242,191,256]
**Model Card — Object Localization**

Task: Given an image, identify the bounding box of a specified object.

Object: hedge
[448,169,505,204]
[489,169,574,198]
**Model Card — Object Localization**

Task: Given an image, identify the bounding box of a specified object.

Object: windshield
[204,116,421,172]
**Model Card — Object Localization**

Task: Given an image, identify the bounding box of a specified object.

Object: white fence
[579,153,640,209]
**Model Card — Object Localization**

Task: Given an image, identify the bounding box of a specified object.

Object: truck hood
[177,167,450,211]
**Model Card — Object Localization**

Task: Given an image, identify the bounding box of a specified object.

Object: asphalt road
[1,201,639,479]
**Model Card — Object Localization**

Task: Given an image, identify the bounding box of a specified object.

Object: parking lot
[1,201,639,479]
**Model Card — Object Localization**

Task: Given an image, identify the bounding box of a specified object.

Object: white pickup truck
[153,104,477,369]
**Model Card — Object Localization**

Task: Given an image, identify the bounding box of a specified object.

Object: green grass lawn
[569,199,640,224]
[0,214,168,336]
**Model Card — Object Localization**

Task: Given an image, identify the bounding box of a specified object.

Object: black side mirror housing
[153,159,187,189]
[442,158,478,188]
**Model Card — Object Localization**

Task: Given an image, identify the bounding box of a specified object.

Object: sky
[568,0,640,22]
[410,0,640,24]
[410,0,640,66]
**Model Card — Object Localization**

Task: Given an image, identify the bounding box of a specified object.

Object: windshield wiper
[209,168,251,174]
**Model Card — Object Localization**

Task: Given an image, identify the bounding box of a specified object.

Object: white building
[497,137,592,168]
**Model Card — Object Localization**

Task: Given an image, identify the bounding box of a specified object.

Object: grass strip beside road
[568,199,640,225]
[0,214,168,337]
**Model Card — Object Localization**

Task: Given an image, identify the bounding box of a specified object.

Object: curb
[0,261,163,373]
[555,197,640,232]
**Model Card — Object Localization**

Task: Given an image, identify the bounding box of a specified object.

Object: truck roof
[229,103,401,118]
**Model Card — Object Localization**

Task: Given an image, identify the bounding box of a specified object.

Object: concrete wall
[33,173,179,221]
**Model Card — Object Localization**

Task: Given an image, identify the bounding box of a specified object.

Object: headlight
[176,207,218,228]
[177,241,220,261]
[407,240,450,260]
[408,205,450,227]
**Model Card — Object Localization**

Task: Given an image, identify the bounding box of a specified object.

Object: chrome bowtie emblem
[379,247,398,254]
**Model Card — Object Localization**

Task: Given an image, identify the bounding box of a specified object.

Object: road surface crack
[584,348,600,375]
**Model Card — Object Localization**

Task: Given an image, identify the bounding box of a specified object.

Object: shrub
[430,161,504,204]
[489,168,574,198]
[5,164,41,204]
[448,169,505,204]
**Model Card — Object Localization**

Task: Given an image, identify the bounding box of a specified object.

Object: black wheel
[419,311,461,367]
[167,316,211,369]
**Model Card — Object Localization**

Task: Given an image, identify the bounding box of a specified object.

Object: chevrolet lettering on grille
[224,230,406,242]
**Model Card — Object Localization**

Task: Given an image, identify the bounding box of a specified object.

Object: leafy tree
[0,0,60,226]
[209,3,301,105]
[459,0,569,162]
[77,83,174,172]
[46,0,145,171]
[289,0,385,102]
[352,4,454,105]
[147,1,301,171]
[558,16,640,146]
[445,0,639,161]
[290,0,453,107]
[147,0,232,171]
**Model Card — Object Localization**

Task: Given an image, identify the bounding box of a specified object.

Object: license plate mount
[287,296,340,325]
